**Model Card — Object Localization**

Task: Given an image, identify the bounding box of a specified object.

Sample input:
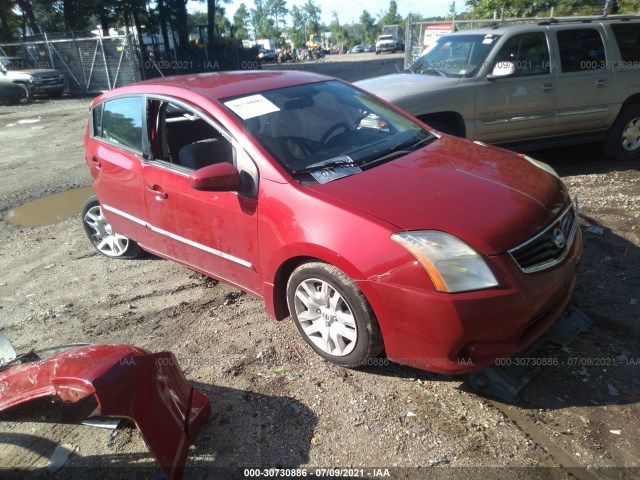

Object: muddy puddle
[4,186,94,227]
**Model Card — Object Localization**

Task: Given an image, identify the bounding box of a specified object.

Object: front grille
[36,76,63,85]
[509,200,578,273]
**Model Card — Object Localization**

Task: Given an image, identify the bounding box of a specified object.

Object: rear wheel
[81,195,143,259]
[605,105,640,161]
[287,262,383,368]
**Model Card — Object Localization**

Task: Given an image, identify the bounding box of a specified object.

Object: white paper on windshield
[224,94,280,119]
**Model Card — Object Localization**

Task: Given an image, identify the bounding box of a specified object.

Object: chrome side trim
[103,204,254,269]
[481,112,555,126]
[556,106,609,117]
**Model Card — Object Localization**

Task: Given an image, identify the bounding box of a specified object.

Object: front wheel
[16,83,31,102]
[81,195,144,259]
[605,105,640,161]
[286,262,383,367]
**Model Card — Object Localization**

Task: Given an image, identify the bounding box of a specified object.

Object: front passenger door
[142,98,262,295]
[475,32,558,143]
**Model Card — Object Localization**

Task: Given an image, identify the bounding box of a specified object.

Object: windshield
[409,34,499,78]
[223,80,434,183]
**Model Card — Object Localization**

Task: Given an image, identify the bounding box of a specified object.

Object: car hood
[12,69,62,76]
[306,136,569,255]
[355,73,460,103]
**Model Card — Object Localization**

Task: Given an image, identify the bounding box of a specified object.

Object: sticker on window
[224,94,280,120]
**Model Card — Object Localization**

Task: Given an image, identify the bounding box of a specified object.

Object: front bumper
[29,81,65,94]
[376,44,396,52]
[359,227,583,374]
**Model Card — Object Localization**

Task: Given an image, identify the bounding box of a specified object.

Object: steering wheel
[320,122,350,144]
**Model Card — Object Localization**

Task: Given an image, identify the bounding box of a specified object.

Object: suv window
[97,97,143,152]
[611,24,640,62]
[494,32,550,76]
[557,28,606,72]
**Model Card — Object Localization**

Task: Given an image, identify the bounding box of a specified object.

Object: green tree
[266,0,288,30]
[359,10,377,44]
[233,3,251,39]
[289,4,307,48]
[251,0,277,39]
[303,0,321,36]
[379,0,402,26]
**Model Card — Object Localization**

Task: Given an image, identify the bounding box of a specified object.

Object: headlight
[391,231,498,293]
[522,154,559,179]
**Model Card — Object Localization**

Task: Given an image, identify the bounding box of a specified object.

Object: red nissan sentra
[82,70,582,374]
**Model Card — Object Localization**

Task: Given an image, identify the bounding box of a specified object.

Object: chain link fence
[0,33,143,94]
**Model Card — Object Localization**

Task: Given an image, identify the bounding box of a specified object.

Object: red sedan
[82,70,582,374]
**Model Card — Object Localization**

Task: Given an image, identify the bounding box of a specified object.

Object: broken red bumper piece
[0,342,211,480]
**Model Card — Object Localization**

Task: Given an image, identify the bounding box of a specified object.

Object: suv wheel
[286,262,383,367]
[605,105,640,161]
[81,195,144,259]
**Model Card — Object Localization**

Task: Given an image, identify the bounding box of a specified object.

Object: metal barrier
[0,33,143,94]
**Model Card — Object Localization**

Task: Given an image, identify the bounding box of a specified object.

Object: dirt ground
[0,55,639,480]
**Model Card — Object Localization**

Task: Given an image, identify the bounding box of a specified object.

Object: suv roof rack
[537,15,640,25]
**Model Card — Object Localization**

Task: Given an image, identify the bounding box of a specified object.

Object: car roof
[110,70,334,101]
[445,16,640,36]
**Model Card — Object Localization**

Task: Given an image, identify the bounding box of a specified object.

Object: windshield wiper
[418,68,447,77]
[291,156,355,174]
[357,135,436,168]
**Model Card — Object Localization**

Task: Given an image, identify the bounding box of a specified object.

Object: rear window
[556,28,606,72]
[97,97,143,152]
[611,24,640,63]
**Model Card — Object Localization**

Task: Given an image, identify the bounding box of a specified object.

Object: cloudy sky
[189,0,455,26]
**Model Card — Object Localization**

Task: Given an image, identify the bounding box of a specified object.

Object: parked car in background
[0,76,26,104]
[349,45,365,54]
[364,44,376,52]
[330,45,349,54]
[0,56,65,100]
[258,48,277,63]
[357,16,640,160]
[83,70,581,374]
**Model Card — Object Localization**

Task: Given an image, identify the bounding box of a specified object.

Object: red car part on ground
[0,337,210,480]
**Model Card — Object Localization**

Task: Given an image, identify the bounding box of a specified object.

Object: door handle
[595,79,608,88]
[542,83,555,93]
[146,185,168,200]
[90,156,101,168]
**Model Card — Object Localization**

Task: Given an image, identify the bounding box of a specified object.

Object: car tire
[605,105,640,161]
[16,83,31,102]
[286,262,383,368]
[81,195,144,259]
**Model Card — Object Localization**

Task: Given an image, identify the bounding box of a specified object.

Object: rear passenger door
[553,26,614,134]
[87,96,153,246]
[142,97,262,294]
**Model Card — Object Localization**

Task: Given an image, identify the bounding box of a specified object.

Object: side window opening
[611,24,640,63]
[97,97,143,152]
[494,33,550,76]
[147,98,258,197]
[557,28,606,72]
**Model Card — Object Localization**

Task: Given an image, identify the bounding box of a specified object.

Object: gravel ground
[0,56,639,480]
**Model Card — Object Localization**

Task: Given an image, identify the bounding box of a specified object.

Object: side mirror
[189,162,240,192]
[487,61,516,80]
